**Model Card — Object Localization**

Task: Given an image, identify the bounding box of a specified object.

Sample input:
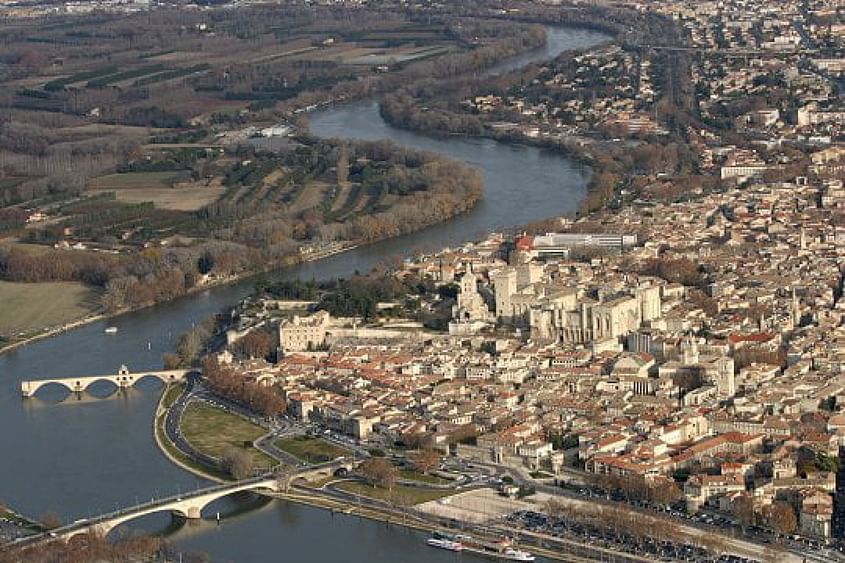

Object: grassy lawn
[399,469,449,485]
[161,382,186,409]
[0,280,100,339]
[88,171,184,190]
[181,402,276,471]
[335,481,456,505]
[155,411,231,481]
[274,435,350,464]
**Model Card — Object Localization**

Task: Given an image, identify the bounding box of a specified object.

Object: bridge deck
[18,461,356,545]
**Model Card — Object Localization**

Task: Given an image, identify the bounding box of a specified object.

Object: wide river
[0,25,608,562]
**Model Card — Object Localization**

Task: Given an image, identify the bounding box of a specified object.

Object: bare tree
[764,501,797,538]
[410,448,440,475]
[234,330,275,360]
[732,495,756,532]
[359,458,398,490]
[221,447,254,480]
[544,497,570,520]
[336,143,349,187]
[275,464,296,493]
[39,511,63,530]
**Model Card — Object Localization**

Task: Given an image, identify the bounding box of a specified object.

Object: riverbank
[0,170,481,360]
[0,240,363,358]
[149,382,639,563]
[0,505,43,545]
[153,383,227,484]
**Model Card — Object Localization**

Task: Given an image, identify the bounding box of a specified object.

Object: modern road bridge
[19,460,356,546]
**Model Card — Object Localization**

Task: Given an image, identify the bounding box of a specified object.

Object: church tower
[493,268,518,322]
[791,287,801,328]
[682,335,699,366]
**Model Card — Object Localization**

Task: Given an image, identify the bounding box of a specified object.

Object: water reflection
[20,385,158,408]
[170,500,486,563]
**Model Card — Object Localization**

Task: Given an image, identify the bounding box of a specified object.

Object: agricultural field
[0,280,100,338]
[342,45,455,66]
[3,13,469,127]
[0,6,512,320]
[87,171,225,211]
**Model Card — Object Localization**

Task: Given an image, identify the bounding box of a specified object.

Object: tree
[642,257,706,287]
[359,458,398,490]
[198,250,215,275]
[446,424,478,445]
[815,451,840,474]
[673,366,707,396]
[764,501,797,537]
[221,447,253,480]
[732,495,756,532]
[544,497,569,520]
[40,511,63,530]
[234,330,275,360]
[275,464,296,493]
[648,478,682,506]
[410,448,440,474]
[162,353,181,369]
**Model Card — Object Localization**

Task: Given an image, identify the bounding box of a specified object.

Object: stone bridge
[20,365,191,397]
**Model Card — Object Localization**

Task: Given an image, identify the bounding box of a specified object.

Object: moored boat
[451,533,537,561]
[426,537,463,552]
[501,546,536,561]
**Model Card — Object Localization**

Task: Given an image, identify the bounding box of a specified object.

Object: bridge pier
[185,506,202,520]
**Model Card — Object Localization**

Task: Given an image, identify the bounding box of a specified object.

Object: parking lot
[506,510,761,563]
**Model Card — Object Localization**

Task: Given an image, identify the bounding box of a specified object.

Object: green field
[335,481,455,505]
[155,411,231,481]
[0,280,100,338]
[88,171,184,191]
[161,382,186,409]
[399,469,449,485]
[181,402,276,470]
[274,435,350,464]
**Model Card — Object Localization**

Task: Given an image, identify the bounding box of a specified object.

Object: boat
[451,533,536,561]
[501,547,536,561]
[104,326,118,334]
[426,537,463,552]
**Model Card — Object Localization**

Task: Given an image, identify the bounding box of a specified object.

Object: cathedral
[449,264,492,335]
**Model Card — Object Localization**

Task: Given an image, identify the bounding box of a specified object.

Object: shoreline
[0,174,481,359]
[152,383,227,485]
[0,240,361,358]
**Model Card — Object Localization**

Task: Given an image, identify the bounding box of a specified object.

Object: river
[0,25,609,561]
